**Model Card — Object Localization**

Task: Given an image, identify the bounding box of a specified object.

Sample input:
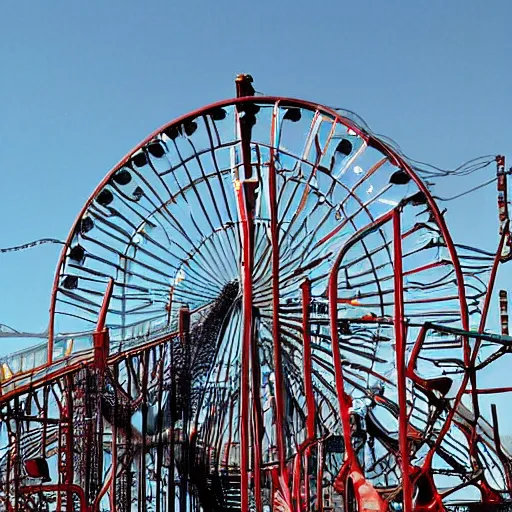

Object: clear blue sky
[0,0,511,352]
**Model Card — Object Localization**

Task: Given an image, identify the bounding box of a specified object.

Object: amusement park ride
[0,75,512,512]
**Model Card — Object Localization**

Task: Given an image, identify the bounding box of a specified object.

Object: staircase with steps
[219,472,241,512]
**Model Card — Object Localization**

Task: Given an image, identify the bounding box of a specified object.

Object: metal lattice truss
[0,76,511,512]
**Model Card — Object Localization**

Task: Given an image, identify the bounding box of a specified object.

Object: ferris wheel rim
[46,94,470,365]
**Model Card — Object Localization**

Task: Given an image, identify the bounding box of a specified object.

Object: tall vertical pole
[235,74,257,512]
[65,374,74,510]
[168,337,176,512]
[301,279,316,443]
[139,350,149,510]
[237,179,256,512]
[179,305,191,512]
[301,279,315,512]
[251,314,263,512]
[90,278,114,507]
[13,397,21,512]
[110,366,118,512]
[268,103,289,485]
[393,210,412,512]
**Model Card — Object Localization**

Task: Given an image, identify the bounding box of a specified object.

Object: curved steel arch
[0,77,510,512]
[47,88,475,511]
[47,95,469,353]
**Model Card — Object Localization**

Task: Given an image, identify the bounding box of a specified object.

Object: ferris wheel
[0,75,510,512]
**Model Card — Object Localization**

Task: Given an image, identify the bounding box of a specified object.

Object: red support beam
[235,74,258,512]
[20,485,88,512]
[301,279,316,442]
[328,211,395,468]
[301,279,315,512]
[236,178,256,512]
[179,305,191,512]
[268,103,289,484]
[392,210,412,512]
[251,315,263,512]
[65,374,74,509]
[94,278,114,372]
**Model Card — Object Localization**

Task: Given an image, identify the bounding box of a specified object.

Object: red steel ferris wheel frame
[47,94,470,357]
[44,92,474,512]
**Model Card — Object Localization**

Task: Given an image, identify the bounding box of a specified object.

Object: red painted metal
[301,281,314,512]
[2,76,511,512]
[20,485,88,511]
[47,96,368,364]
[329,209,395,460]
[236,177,255,512]
[392,210,412,512]
[301,279,315,441]
[268,102,289,489]
[251,315,263,512]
